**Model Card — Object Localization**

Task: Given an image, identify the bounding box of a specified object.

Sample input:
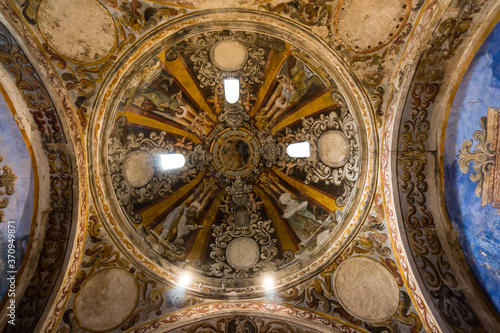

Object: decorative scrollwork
[165,31,284,88]
[397,83,438,228]
[397,79,483,331]
[430,284,480,328]
[0,154,17,223]
[0,21,74,332]
[260,1,334,34]
[260,136,287,168]
[186,144,212,171]
[457,115,495,198]
[193,205,293,279]
[175,315,318,333]
[108,116,198,223]
[0,22,63,143]
[294,108,360,207]
[226,176,252,206]
[218,102,250,130]
[416,0,482,82]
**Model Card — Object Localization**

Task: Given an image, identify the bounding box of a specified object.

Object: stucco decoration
[73,268,139,332]
[90,10,377,298]
[333,256,400,322]
[1,0,500,332]
[37,0,117,64]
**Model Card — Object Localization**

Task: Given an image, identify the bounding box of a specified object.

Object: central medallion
[211,128,260,179]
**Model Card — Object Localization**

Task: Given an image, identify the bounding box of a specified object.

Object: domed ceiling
[92,20,376,294]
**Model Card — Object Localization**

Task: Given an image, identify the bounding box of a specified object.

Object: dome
[90,11,377,297]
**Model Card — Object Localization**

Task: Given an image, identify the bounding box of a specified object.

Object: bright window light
[178,272,192,288]
[160,153,185,170]
[263,276,274,290]
[286,142,310,158]
[224,78,239,104]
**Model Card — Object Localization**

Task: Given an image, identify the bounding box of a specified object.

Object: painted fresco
[107,31,361,280]
[444,22,500,312]
[0,87,33,300]
[162,315,317,332]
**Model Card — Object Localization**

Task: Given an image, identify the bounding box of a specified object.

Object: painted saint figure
[279,192,331,241]
[160,201,204,249]
[257,56,323,125]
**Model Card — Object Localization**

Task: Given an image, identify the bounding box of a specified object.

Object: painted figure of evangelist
[160,201,204,250]
[279,192,333,241]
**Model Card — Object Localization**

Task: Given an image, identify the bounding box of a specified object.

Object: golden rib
[124,111,201,144]
[251,45,291,117]
[139,170,206,228]
[187,188,227,261]
[253,186,299,252]
[271,90,335,135]
[158,52,217,121]
[272,167,342,211]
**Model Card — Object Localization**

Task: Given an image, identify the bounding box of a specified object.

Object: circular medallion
[37,0,117,64]
[211,129,260,179]
[74,268,139,332]
[123,150,155,188]
[318,130,350,167]
[334,0,411,54]
[226,237,260,270]
[210,40,249,71]
[333,257,399,322]
[220,139,251,169]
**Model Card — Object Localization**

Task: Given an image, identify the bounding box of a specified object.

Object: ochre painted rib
[253,186,299,252]
[271,91,336,135]
[158,52,217,121]
[124,111,201,144]
[139,170,206,228]
[186,188,227,261]
[251,46,291,117]
[273,167,341,212]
